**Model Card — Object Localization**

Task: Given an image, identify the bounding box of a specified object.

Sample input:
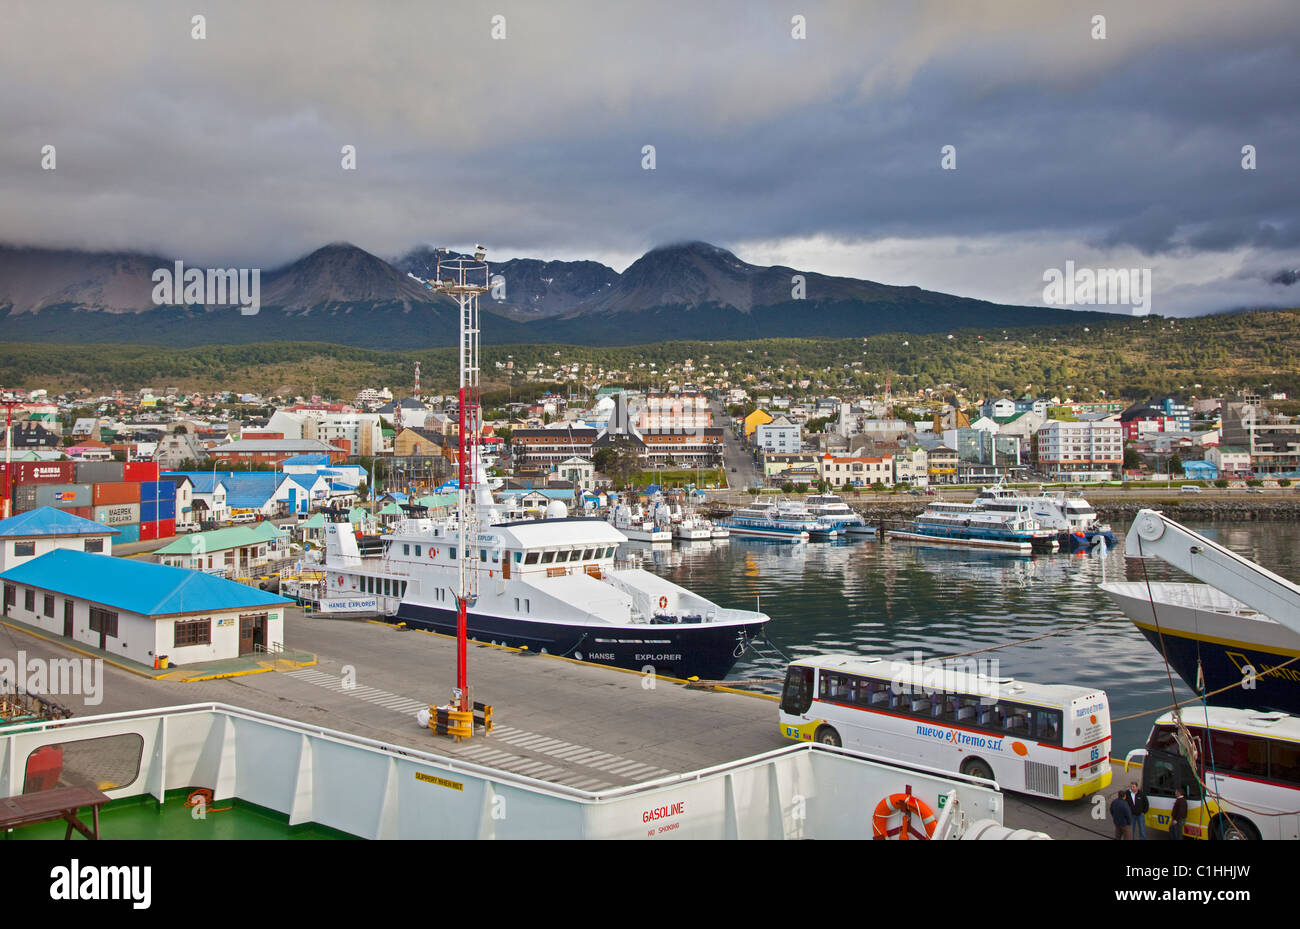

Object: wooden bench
[0,787,111,840]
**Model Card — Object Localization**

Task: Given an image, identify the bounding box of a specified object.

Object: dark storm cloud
[0,0,1296,314]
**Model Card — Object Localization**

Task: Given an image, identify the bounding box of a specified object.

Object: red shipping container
[139,520,159,542]
[156,518,176,539]
[93,481,142,506]
[8,461,76,485]
[123,462,160,482]
[67,506,93,519]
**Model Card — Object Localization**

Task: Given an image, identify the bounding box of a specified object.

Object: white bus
[1131,707,1300,840]
[778,654,1112,800]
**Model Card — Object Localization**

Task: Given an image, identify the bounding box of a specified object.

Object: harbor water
[622,519,1300,753]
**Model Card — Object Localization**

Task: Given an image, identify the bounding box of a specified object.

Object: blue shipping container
[141,499,176,521]
[139,480,177,501]
[114,523,141,545]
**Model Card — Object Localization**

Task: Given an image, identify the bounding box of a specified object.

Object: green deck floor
[4,789,358,840]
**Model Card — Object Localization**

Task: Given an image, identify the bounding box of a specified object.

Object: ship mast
[434,247,489,714]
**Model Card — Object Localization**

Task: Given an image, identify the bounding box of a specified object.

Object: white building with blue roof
[0,507,119,573]
[0,549,292,667]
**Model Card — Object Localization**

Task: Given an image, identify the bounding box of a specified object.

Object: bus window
[864,678,890,708]
[780,666,813,716]
[955,696,981,724]
[1147,724,1178,753]
[1145,752,1202,801]
[1033,710,1063,745]
[1209,730,1268,779]
[1003,707,1032,737]
[1271,740,1300,786]
[933,696,958,722]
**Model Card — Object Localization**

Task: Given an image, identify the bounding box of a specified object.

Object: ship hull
[390,602,767,680]
[1101,581,1300,714]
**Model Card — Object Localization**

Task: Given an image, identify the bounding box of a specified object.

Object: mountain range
[0,240,1125,348]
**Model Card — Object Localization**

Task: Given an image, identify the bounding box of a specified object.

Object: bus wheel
[961,758,994,781]
[1212,814,1258,841]
[815,726,841,747]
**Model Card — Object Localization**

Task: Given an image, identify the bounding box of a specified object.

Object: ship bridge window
[403,544,410,555]
[513,551,522,563]
[606,546,616,558]
[525,551,539,565]
[540,551,556,564]
[582,548,594,560]
[480,550,487,563]
[491,550,500,563]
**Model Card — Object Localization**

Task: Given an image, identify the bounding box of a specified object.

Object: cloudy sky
[1,0,1296,315]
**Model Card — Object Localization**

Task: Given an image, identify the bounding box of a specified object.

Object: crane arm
[1125,508,1300,636]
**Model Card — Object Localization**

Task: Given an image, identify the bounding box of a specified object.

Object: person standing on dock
[1109,790,1134,840]
[1126,781,1149,840]
[1169,787,1188,840]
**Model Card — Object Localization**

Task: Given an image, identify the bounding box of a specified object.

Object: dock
[6,608,1138,839]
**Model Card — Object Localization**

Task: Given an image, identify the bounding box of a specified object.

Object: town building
[755,416,801,454]
[1033,420,1123,481]
[0,549,291,667]
[1206,445,1252,479]
[154,522,290,575]
[818,453,894,488]
[1221,400,1300,476]
[0,507,118,573]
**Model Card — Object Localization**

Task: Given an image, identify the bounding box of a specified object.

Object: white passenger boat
[804,493,877,538]
[888,500,1058,553]
[319,490,766,679]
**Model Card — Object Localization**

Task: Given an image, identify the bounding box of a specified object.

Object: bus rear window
[780,666,813,717]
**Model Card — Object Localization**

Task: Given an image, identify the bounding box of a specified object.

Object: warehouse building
[0,550,291,667]
[0,507,119,573]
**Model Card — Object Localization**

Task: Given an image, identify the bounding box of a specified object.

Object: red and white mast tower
[434,246,489,715]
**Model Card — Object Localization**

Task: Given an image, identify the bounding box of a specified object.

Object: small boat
[673,512,714,541]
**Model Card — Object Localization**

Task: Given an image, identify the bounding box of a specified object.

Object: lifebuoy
[658,595,668,610]
[336,575,344,585]
[430,548,438,558]
[872,791,937,840]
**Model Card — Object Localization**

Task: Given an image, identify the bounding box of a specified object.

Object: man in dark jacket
[1169,787,1188,840]
[1110,790,1133,840]
[1126,781,1150,840]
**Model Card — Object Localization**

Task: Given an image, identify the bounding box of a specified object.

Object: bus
[778,654,1112,800]
[1131,707,1300,840]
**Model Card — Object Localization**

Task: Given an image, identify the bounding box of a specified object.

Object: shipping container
[141,497,177,522]
[156,518,176,538]
[139,521,159,543]
[114,523,141,545]
[66,506,93,519]
[92,481,141,506]
[74,461,125,484]
[93,502,141,527]
[139,480,177,501]
[33,483,93,509]
[123,462,160,482]
[7,461,76,485]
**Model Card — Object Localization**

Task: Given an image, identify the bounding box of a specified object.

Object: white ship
[317,491,767,679]
[804,493,877,537]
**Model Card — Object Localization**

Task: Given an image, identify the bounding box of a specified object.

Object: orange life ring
[430,548,438,558]
[336,575,344,585]
[872,791,937,840]
[658,595,668,609]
